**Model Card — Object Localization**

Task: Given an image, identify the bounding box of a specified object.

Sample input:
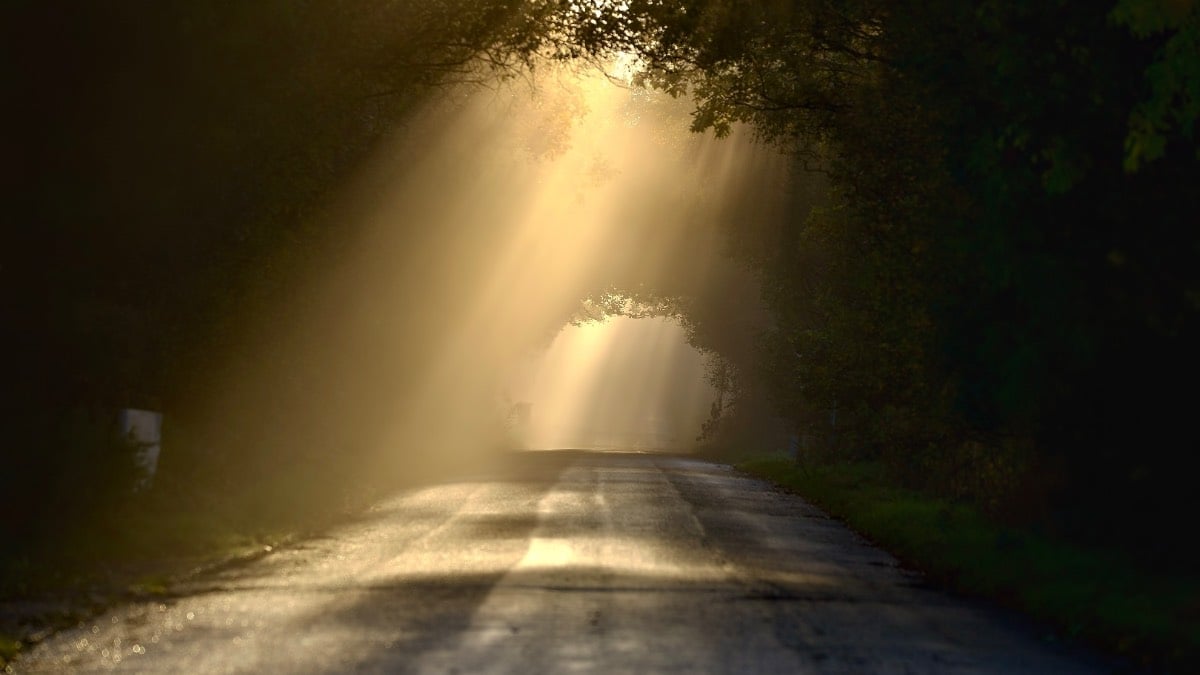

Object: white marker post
[119,408,162,491]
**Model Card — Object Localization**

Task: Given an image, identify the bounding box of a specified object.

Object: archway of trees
[6,0,1199,563]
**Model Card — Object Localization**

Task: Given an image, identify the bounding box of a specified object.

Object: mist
[506,315,716,450]
[180,60,791,488]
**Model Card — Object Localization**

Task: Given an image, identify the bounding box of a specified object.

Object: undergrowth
[737,457,1200,672]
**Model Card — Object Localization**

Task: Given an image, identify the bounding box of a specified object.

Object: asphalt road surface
[16,451,1110,673]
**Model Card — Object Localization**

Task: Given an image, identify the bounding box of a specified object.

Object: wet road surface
[16,451,1109,673]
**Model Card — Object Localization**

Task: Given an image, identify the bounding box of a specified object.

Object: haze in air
[222,61,789,474]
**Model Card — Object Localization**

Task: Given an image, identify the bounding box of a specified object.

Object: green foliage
[0,635,21,669]
[1112,0,1200,169]
[740,458,1200,670]
[566,0,1200,559]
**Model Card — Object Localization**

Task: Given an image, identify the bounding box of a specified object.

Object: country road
[15,451,1110,673]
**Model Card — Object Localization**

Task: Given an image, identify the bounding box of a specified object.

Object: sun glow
[506,315,715,450]
[231,56,790,474]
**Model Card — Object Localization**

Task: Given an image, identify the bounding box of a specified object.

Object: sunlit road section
[18,452,1105,674]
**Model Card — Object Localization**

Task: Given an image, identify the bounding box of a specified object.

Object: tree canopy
[545,0,1200,552]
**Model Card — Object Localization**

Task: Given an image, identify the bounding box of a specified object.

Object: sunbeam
[509,316,716,450]
[179,57,791,482]
[283,60,793,468]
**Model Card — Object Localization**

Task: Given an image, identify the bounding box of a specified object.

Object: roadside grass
[0,452,418,599]
[1,502,286,600]
[0,440,516,671]
[0,445,516,670]
[0,497,297,668]
[0,474,371,669]
[0,635,20,671]
[737,457,1200,672]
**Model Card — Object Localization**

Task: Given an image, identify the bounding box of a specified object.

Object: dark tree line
[3,0,551,539]
[568,0,1200,557]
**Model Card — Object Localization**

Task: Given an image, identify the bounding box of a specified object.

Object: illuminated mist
[506,315,716,450]
[200,61,790,481]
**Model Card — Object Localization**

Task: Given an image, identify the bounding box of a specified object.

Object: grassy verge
[0,504,301,671]
[737,457,1200,672]
[0,473,391,669]
[0,447,508,669]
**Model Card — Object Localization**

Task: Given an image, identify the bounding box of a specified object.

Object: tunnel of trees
[4,0,1199,569]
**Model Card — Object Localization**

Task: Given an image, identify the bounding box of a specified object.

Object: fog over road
[18,451,1107,673]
